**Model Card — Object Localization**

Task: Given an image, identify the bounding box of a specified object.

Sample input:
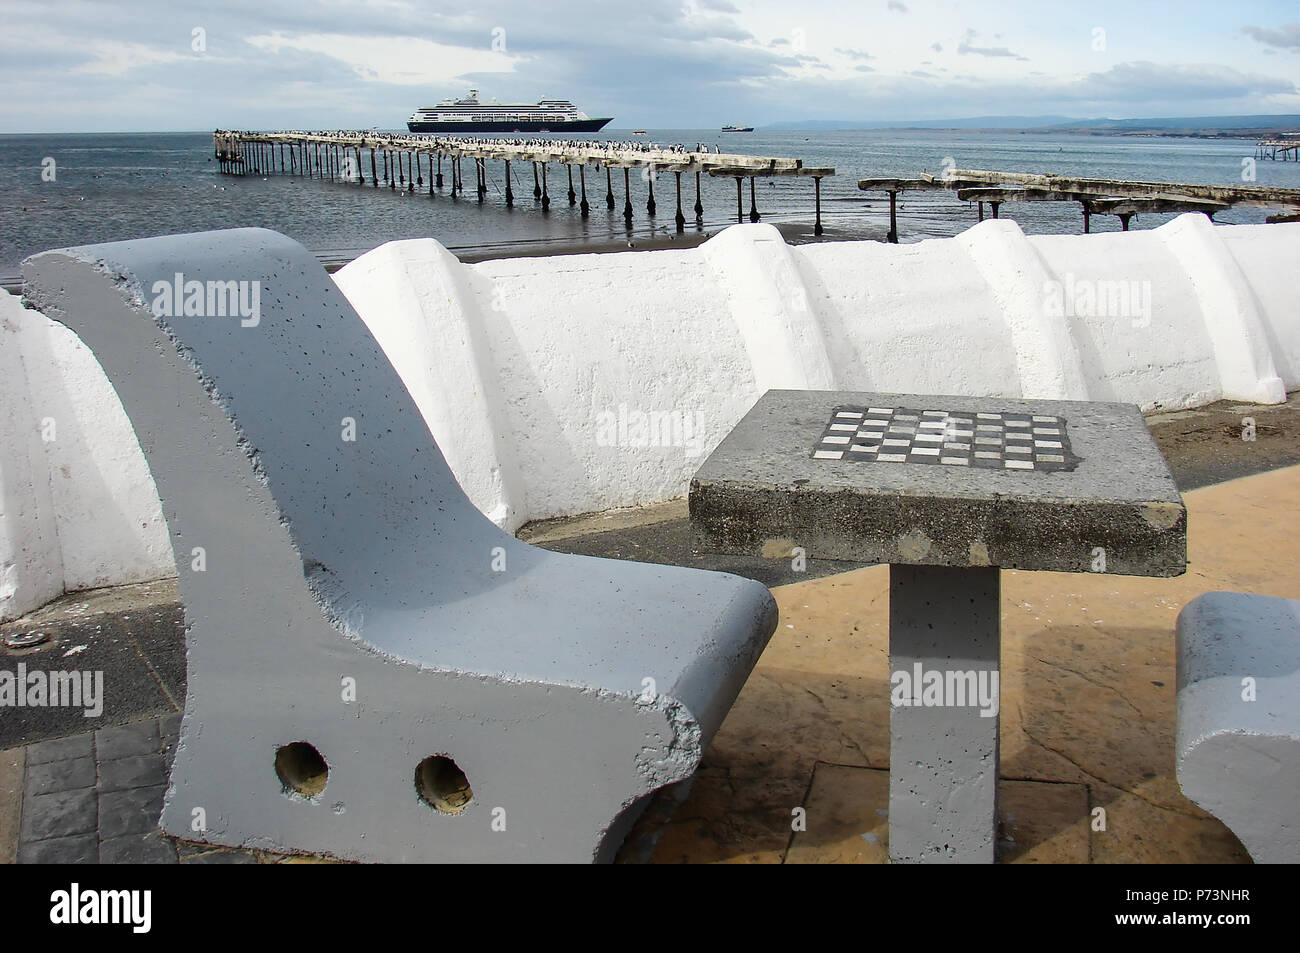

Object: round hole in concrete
[415,755,472,814]
[275,742,328,798]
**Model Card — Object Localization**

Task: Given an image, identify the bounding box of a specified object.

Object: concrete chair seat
[1176,590,1300,864]
[22,228,777,863]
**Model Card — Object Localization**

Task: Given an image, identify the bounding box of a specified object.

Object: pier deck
[861,168,1300,240]
[213,131,835,233]
[1256,137,1300,161]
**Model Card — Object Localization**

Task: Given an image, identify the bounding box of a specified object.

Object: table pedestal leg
[888,564,1000,863]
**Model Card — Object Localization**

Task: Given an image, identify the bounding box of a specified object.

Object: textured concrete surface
[22,228,777,863]
[691,389,1186,575]
[0,580,183,750]
[888,565,1000,863]
[1176,591,1300,863]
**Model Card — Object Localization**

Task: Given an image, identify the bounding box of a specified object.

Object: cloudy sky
[3,0,1298,132]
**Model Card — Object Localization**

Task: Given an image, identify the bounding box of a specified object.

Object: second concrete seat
[22,227,778,862]
[1176,590,1300,863]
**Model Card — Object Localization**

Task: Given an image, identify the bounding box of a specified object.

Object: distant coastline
[762,114,1300,139]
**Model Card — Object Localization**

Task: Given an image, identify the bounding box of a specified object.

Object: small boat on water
[722,124,754,132]
[632,130,647,135]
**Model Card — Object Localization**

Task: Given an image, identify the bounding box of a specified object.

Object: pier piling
[814,176,823,235]
[214,131,836,236]
[674,171,685,233]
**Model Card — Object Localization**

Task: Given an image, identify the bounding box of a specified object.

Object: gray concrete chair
[22,228,777,862]
[1176,590,1300,863]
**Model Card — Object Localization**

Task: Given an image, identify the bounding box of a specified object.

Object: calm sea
[3,128,1298,278]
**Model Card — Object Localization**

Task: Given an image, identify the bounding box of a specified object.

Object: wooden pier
[1255,138,1300,161]
[214,131,834,234]
[860,168,1300,241]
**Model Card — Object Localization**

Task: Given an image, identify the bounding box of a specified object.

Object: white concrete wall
[0,291,173,622]
[335,215,1298,531]
[2,215,1297,618]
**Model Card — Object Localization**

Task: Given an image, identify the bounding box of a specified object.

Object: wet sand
[1,222,873,292]
[326,220,869,271]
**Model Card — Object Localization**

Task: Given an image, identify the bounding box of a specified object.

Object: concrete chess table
[690,389,1187,863]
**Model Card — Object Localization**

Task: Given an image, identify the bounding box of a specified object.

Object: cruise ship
[407,90,613,133]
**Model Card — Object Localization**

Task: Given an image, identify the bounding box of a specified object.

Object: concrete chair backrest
[23,228,777,862]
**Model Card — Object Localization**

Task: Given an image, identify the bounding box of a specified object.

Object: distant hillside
[763,115,1300,137]
[1044,115,1300,138]
[764,116,1071,131]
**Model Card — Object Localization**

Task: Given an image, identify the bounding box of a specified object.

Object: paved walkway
[2,396,1297,863]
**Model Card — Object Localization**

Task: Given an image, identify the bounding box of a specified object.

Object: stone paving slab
[12,713,194,864]
[780,765,1090,863]
[0,748,22,864]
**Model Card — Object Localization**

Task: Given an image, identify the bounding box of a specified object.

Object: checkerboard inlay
[810,406,1081,472]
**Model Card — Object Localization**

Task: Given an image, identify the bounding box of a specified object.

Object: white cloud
[69,40,198,76]
[243,31,521,86]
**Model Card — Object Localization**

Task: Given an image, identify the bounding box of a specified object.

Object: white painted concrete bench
[1176,591,1300,863]
[21,228,778,863]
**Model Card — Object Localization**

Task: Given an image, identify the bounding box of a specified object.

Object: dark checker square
[811,405,1081,472]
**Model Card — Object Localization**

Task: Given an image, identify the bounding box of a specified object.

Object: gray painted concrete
[1176,591,1300,864]
[21,228,777,863]
[889,565,1000,863]
[691,389,1187,575]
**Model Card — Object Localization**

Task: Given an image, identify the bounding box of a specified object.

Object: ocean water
[3,128,1298,278]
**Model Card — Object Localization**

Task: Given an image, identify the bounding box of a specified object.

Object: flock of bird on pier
[215,130,728,159]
